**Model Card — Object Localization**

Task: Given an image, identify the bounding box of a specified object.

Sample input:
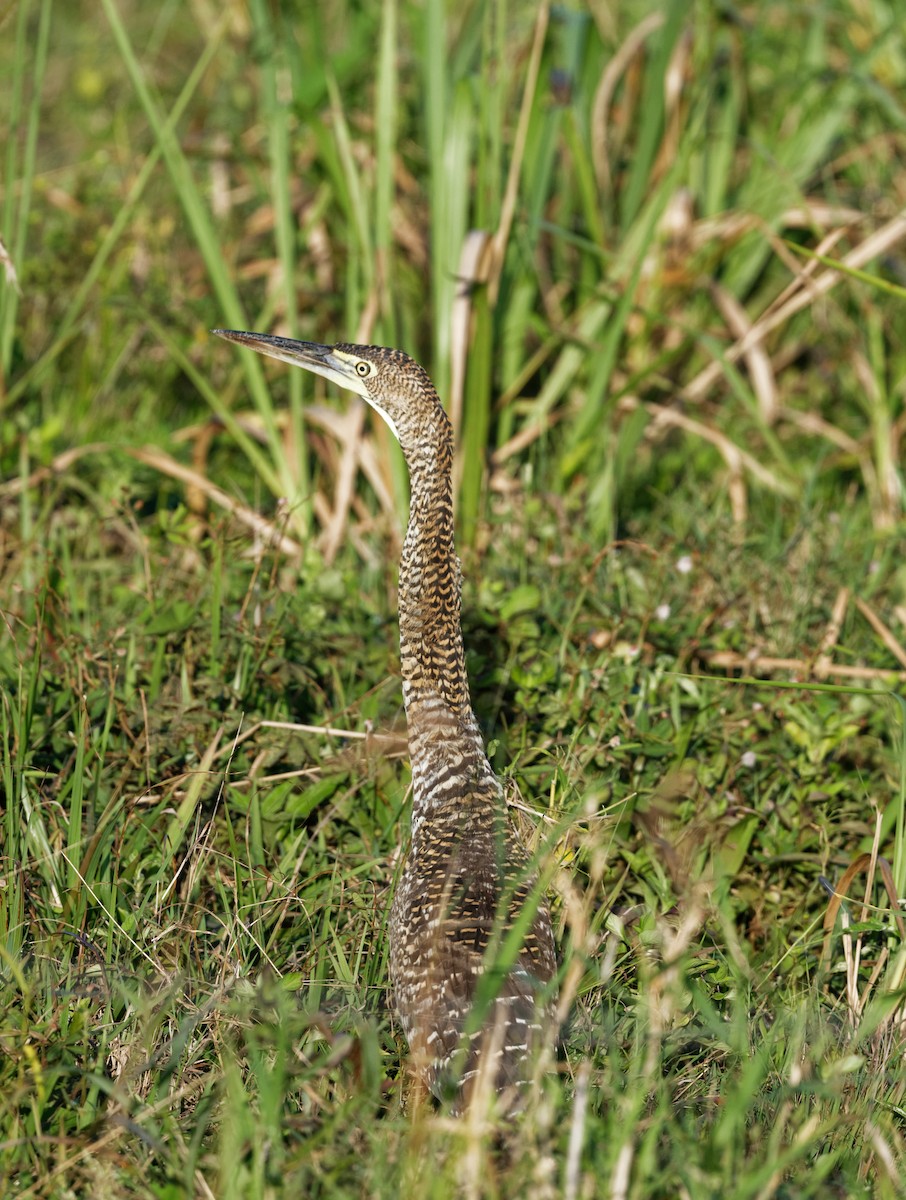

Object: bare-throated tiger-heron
[213,329,557,1110]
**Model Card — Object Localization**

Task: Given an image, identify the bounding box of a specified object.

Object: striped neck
[397,424,496,832]
[398,425,470,717]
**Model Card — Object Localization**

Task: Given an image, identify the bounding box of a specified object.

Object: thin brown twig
[127,446,302,556]
[854,597,906,670]
[591,11,665,195]
[321,401,366,565]
[683,212,906,405]
[710,282,778,425]
[645,401,790,495]
[211,719,402,764]
[815,587,851,676]
[700,649,906,684]
[0,442,111,498]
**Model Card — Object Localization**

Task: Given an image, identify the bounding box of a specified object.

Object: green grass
[3,0,906,1195]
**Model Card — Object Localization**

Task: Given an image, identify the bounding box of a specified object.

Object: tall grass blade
[99,0,303,518]
[249,0,310,529]
[0,0,50,390]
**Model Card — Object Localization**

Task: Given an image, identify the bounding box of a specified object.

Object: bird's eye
[356,361,370,377]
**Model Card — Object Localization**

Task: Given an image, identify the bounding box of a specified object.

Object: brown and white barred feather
[344,345,558,1109]
[213,332,556,1110]
[390,763,556,1108]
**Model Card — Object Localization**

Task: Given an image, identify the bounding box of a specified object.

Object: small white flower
[655,603,671,620]
[741,751,757,768]
[676,555,693,575]
[613,641,640,661]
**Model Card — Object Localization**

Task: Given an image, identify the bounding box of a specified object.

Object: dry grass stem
[854,597,906,670]
[711,281,779,424]
[683,212,906,405]
[591,11,666,195]
[128,446,302,555]
[702,649,906,683]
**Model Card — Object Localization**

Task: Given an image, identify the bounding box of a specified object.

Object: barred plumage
[213,329,556,1110]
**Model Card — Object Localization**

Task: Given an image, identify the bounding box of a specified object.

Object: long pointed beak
[211,328,367,396]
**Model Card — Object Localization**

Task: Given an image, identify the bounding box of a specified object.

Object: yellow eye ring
[356,361,370,377]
